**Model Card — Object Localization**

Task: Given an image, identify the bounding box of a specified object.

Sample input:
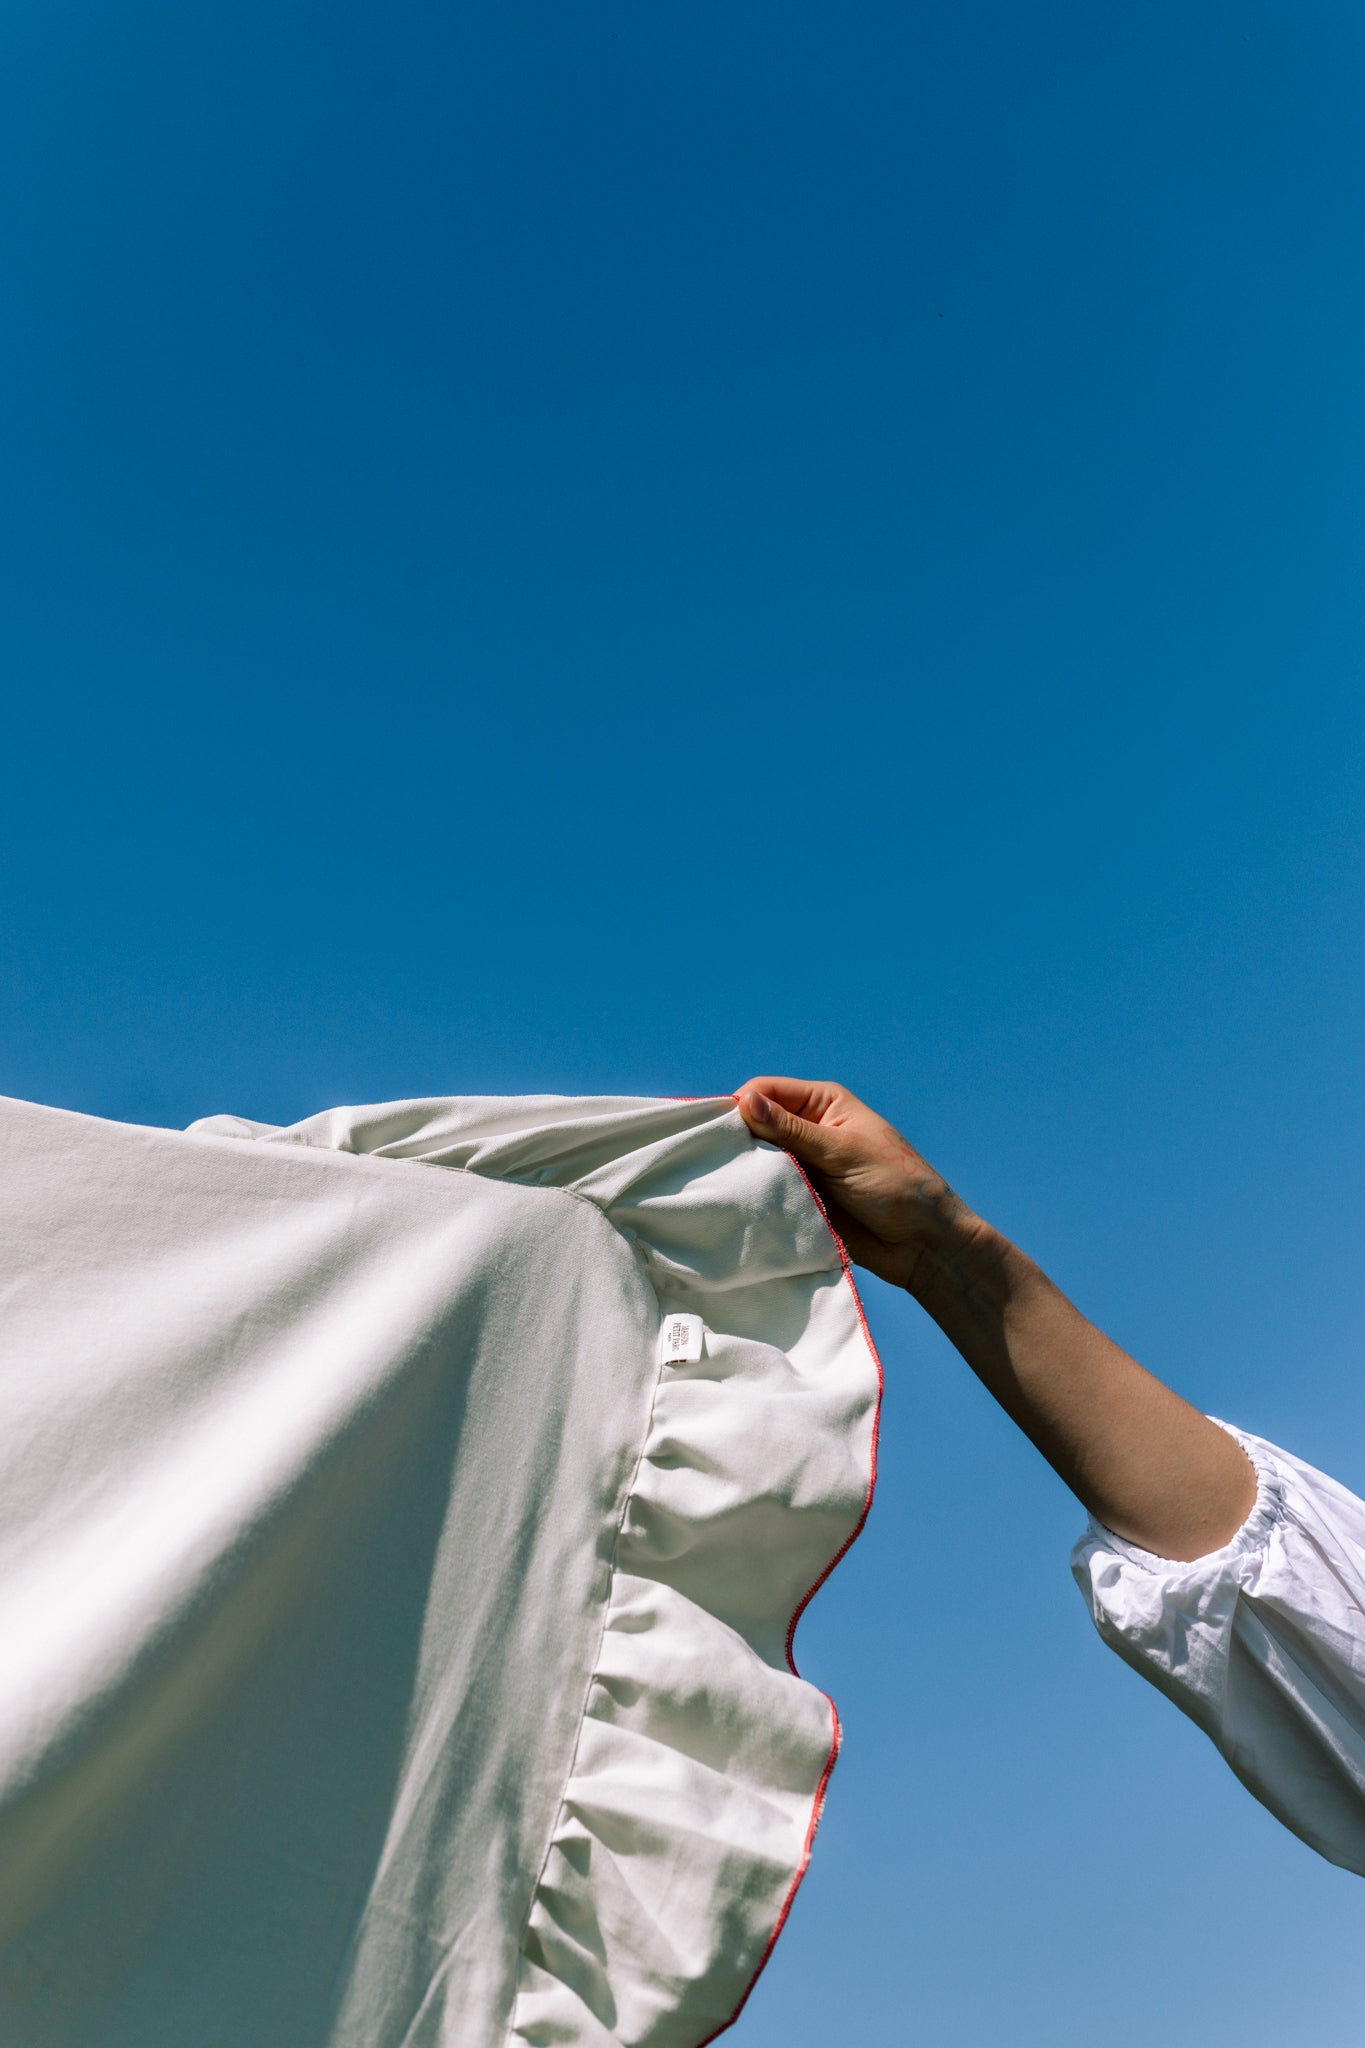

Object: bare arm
[735,1077,1256,1561]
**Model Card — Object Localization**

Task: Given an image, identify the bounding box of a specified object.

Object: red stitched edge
[692,1141,886,2048]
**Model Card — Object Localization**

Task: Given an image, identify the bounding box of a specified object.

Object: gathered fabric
[0,1092,880,2048]
[1074,1421,1365,1875]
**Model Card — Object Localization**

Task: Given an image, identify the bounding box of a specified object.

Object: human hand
[733,1076,984,1291]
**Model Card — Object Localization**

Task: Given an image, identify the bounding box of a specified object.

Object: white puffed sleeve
[1072,1423,1365,1875]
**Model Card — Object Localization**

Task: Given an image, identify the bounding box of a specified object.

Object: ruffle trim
[188,1094,882,2047]
[506,1111,881,2046]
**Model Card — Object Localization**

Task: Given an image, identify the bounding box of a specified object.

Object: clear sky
[3,3,1364,2040]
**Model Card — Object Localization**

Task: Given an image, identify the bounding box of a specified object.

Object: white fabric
[0,1091,880,2048]
[1073,1422,1365,1875]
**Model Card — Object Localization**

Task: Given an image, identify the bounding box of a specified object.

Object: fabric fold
[0,1091,879,2048]
[198,1093,882,2043]
[290,1097,888,2039]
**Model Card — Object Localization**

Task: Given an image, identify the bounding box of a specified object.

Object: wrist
[903,1207,1017,1311]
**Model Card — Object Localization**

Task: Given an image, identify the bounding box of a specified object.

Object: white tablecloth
[0,1091,879,2046]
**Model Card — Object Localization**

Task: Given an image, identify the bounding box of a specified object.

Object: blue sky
[3,2,1364,2040]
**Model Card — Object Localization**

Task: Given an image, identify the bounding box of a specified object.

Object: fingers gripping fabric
[0,1094,880,2048]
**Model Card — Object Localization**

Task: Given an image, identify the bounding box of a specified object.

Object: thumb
[735,1089,839,1171]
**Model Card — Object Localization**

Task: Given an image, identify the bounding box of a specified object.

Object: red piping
[693,1142,886,2047]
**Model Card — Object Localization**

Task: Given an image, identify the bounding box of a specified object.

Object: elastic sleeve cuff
[1079,1419,1285,1579]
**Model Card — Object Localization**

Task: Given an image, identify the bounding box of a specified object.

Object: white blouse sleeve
[1072,1422,1365,1875]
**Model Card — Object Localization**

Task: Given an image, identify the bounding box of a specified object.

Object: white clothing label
[658,1312,704,1365]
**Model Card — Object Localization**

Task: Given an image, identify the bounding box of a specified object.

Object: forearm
[732,1076,1258,1559]
[908,1217,1257,1561]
